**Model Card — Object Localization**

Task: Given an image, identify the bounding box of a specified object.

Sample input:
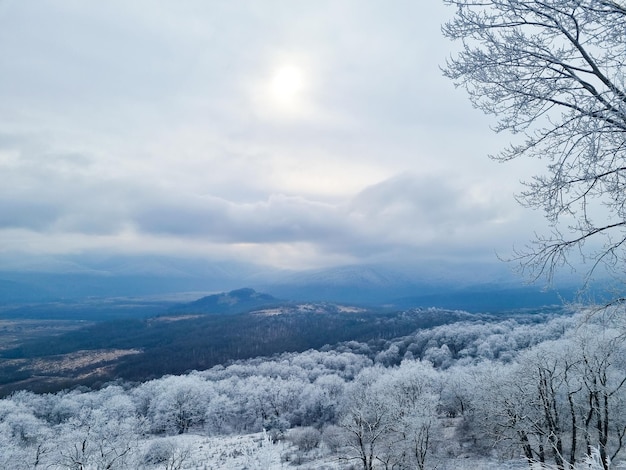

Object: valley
[0,287,563,396]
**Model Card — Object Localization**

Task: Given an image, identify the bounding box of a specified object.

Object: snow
[135,431,536,470]
[139,431,345,469]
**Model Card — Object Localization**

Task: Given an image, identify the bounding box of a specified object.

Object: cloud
[126,172,530,266]
[343,173,528,259]
[0,112,538,268]
[133,194,344,243]
[0,1,548,271]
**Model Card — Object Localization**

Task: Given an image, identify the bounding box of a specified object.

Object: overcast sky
[0,0,549,271]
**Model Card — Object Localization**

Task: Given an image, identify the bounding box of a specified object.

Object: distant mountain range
[0,254,581,312]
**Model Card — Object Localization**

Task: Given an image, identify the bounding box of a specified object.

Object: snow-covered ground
[138,431,530,470]
[139,431,341,469]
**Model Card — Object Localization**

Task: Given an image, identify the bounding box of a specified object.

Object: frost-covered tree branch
[443,0,626,288]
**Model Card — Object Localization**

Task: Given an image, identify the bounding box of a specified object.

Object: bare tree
[574,324,626,469]
[338,368,394,470]
[337,362,441,470]
[443,0,626,289]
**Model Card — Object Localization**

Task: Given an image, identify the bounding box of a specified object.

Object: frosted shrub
[287,426,321,452]
[142,438,191,470]
[143,439,175,464]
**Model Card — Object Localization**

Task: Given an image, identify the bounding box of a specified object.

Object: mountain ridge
[170,288,280,315]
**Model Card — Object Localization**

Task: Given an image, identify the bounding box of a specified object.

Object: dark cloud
[0,200,60,230]
[133,194,345,243]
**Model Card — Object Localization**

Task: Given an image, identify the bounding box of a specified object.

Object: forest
[1,305,625,469]
[0,298,531,395]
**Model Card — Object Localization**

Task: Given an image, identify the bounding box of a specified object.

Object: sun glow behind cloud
[253,61,315,120]
[271,65,305,104]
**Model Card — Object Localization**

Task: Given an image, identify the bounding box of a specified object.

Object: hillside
[0,289,517,395]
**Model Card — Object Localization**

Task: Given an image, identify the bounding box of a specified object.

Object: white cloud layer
[0,0,547,270]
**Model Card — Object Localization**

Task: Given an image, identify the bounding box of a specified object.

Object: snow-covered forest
[2,308,626,469]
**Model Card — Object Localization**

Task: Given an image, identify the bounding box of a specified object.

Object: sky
[0,0,550,273]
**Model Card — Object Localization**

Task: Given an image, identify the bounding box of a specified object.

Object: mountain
[170,288,279,315]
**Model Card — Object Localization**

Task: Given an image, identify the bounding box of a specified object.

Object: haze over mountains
[0,253,575,313]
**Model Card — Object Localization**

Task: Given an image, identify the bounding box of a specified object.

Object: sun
[270,65,305,103]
